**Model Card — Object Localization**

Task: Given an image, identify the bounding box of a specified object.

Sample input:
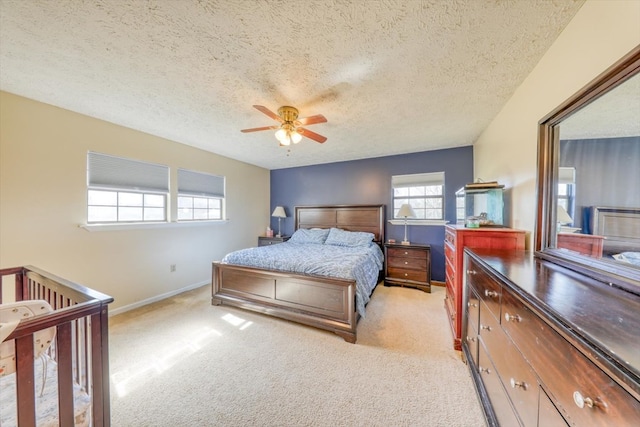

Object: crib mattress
[0,356,91,427]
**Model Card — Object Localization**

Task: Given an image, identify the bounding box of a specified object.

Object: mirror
[536,45,640,294]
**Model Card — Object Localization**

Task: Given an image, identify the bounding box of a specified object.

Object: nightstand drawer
[387,256,427,270]
[258,236,290,246]
[387,267,427,282]
[387,247,426,259]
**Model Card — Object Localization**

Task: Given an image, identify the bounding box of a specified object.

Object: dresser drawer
[535,330,640,426]
[478,342,522,427]
[500,291,640,426]
[444,242,455,267]
[445,228,456,247]
[465,288,480,367]
[387,247,426,259]
[387,255,427,270]
[467,259,502,321]
[387,267,427,282]
[488,331,539,426]
[466,287,480,334]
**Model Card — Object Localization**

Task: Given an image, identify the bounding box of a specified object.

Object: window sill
[388,219,449,226]
[80,220,229,232]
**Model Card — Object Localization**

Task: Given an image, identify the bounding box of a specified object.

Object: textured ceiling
[0,0,585,170]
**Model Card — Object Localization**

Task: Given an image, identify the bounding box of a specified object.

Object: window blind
[87,152,169,193]
[392,172,445,188]
[178,168,225,198]
[558,167,576,184]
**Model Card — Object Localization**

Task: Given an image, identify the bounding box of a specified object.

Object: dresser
[444,224,525,350]
[463,248,640,426]
[384,243,431,292]
[258,236,290,246]
[557,232,604,257]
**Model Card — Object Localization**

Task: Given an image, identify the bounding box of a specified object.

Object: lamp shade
[397,203,416,218]
[557,205,573,224]
[272,206,287,218]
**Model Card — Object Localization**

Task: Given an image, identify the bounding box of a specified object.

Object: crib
[0,266,113,427]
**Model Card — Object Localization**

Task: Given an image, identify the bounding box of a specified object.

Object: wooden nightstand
[258,236,290,247]
[384,243,431,293]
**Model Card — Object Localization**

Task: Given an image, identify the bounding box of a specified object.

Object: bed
[591,206,640,266]
[212,204,385,343]
[0,266,113,427]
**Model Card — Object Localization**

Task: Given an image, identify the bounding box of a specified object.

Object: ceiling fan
[241,105,327,145]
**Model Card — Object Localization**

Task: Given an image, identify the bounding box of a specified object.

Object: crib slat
[57,322,75,427]
[16,335,37,427]
[91,309,110,427]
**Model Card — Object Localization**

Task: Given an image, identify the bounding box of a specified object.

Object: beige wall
[0,92,270,311]
[474,0,640,243]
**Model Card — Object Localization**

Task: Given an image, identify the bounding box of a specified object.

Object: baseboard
[431,280,445,287]
[109,280,209,316]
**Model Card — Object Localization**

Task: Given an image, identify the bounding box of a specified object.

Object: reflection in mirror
[556,72,640,268]
[536,45,640,294]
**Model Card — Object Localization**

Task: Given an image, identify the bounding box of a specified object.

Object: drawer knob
[466,269,477,275]
[404,261,408,265]
[504,312,521,323]
[573,391,607,411]
[484,290,499,298]
[479,366,491,374]
[467,302,478,308]
[510,378,528,390]
[404,273,408,277]
[404,251,408,255]
[480,324,492,332]
[466,336,476,343]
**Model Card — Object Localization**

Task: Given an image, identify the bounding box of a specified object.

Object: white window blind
[177,169,225,197]
[558,167,576,184]
[88,152,169,192]
[392,172,445,188]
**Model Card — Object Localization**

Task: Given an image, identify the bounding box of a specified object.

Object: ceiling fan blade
[297,127,327,143]
[295,114,327,126]
[253,105,283,122]
[241,125,279,133]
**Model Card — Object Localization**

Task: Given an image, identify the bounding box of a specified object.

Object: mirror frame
[535,45,640,295]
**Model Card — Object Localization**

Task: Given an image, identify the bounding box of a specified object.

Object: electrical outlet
[170,264,176,272]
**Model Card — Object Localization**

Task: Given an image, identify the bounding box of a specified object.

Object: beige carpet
[108,284,485,426]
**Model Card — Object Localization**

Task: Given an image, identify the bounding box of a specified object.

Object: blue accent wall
[270,146,474,282]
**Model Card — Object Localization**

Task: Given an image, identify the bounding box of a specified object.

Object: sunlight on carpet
[108,284,485,426]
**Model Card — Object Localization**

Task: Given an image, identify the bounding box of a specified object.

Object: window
[558,167,576,219]
[87,152,169,223]
[177,169,225,221]
[392,172,445,220]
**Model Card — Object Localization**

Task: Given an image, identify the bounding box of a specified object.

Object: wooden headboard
[591,206,640,254]
[295,205,385,243]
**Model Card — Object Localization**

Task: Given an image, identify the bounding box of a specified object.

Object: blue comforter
[221,242,384,317]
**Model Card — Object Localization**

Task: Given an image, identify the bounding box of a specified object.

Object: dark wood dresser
[444,225,526,350]
[384,243,431,292]
[463,248,640,426]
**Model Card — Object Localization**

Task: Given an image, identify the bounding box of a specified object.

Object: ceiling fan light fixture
[275,127,288,143]
[291,130,302,144]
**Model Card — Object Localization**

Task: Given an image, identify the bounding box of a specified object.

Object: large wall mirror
[536,45,640,295]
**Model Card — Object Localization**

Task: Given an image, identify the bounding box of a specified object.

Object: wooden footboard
[212,262,359,343]
[0,266,113,427]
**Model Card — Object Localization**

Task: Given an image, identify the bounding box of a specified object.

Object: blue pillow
[288,228,330,244]
[324,228,374,247]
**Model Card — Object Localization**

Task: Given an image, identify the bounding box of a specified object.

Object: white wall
[0,92,270,311]
[474,0,640,242]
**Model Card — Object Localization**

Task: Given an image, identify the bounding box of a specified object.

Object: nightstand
[258,236,290,247]
[384,243,431,293]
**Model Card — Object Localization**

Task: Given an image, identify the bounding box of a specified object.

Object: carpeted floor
[108,283,485,426]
